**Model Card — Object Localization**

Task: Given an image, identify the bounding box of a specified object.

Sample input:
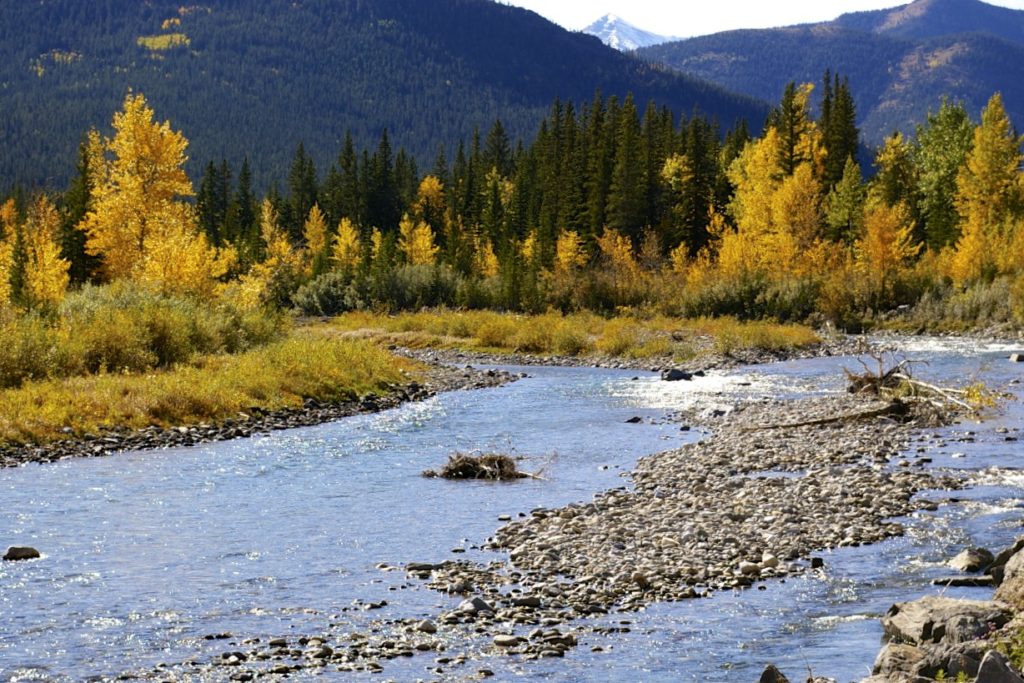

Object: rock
[996,546,1024,609]
[415,620,438,634]
[872,643,925,676]
[761,553,780,569]
[625,416,643,424]
[810,557,825,569]
[511,596,542,608]
[990,538,1024,585]
[739,561,761,575]
[882,596,1011,645]
[915,640,988,680]
[932,575,996,587]
[3,546,40,561]
[949,547,994,573]
[1010,353,1024,363]
[661,368,693,382]
[976,650,1024,683]
[493,635,523,647]
[458,596,495,615]
[406,562,442,572]
[758,664,790,683]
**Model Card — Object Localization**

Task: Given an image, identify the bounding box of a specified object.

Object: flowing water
[0,339,1022,682]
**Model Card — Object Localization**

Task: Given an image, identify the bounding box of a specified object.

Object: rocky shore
[140,388,976,682]
[0,364,514,469]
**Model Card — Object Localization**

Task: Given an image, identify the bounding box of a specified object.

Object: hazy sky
[501,0,1024,38]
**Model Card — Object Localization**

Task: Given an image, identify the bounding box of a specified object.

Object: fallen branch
[744,401,908,431]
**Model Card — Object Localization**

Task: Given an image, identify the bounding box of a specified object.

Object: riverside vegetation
[1,78,1023,452]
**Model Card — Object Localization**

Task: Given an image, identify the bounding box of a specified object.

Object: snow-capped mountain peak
[583,13,675,51]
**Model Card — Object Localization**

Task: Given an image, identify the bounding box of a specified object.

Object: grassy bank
[328,310,821,360]
[0,336,420,446]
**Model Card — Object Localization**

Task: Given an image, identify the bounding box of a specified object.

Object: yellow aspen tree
[596,228,638,274]
[369,228,384,263]
[413,175,446,229]
[236,199,300,308]
[728,128,783,237]
[0,199,15,307]
[80,93,194,280]
[473,238,500,278]
[554,230,587,276]
[856,201,921,306]
[952,93,1023,283]
[23,195,70,310]
[302,204,329,276]
[771,163,823,251]
[398,214,439,265]
[332,217,361,271]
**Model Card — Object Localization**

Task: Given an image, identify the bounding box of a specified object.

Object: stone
[3,546,40,561]
[996,545,1024,609]
[915,639,988,680]
[511,596,541,608]
[415,620,437,634]
[661,368,693,382]
[406,562,442,572]
[872,643,925,676]
[810,557,825,569]
[625,416,643,424]
[738,561,761,575]
[458,596,495,615]
[758,664,790,683]
[949,547,995,573]
[882,596,1011,646]
[493,635,523,647]
[976,650,1024,683]
[1010,353,1024,363]
[761,553,780,569]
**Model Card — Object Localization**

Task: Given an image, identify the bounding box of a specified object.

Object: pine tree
[286,143,319,243]
[821,72,859,189]
[60,132,102,284]
[913,100,973,250]
[607,94,645,243]
[826,157,865,243]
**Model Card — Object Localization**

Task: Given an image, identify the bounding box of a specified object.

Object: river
[1,338,1022,682]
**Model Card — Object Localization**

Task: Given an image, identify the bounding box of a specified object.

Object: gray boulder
[1010,353,1024,363]
[872,643,925,676]
[457,596,495,615]
[882,596,1010,645]
[914,639,988,679]
[949,547,995,573]
[976,650,1024,683]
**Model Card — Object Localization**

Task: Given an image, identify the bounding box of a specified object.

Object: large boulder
[976,650,1024,683]
[872,643,925,676]
[996,546,1024,609]
[882,596,1011,645]
[949,547,995,573]
[914,640,989,680]
[3,546,40,561]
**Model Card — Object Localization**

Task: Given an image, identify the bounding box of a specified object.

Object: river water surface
[1,338,1022,682]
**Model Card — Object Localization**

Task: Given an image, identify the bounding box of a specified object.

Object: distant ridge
[640,0,1024,144]
[0,0,766,190]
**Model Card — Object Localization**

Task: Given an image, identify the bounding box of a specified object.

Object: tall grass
[330,310,820,359]
[0,337,419,446]
[0,284,283,389]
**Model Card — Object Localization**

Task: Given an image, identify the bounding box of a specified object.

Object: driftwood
[423,452,539,480]
[845,353,980,412]
[744,400,908,431]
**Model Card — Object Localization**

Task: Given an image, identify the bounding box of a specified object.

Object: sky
[500,0,1024,39]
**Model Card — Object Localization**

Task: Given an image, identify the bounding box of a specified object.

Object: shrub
[292,270,364,316]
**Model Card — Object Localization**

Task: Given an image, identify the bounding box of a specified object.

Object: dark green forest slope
[0,0,767,190]
[641,0,1024,143]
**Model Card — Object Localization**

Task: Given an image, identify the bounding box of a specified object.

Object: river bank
[0,363,513,469]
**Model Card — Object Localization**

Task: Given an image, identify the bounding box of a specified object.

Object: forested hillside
[640,0,1024,143]
[0,0,766,191]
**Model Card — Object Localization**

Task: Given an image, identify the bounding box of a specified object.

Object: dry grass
[0,337,420,446]
[329,310,819,360]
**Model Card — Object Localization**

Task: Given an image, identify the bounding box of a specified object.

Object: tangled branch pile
[844,354,995,414]
[423,452,529,481]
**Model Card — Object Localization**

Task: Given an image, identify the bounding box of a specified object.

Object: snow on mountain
[583,13,675,51]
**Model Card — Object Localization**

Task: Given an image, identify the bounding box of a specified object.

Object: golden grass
[136,33,190,50]
[328,310,819,360]
[0,337,420,446]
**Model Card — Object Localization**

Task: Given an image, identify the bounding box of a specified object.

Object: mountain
[0,0,766,191]
[583,13,676,51]
[639,0,1024,145]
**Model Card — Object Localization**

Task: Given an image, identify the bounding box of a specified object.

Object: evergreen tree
[607,94,644,243]
[821,72,859,189]
[913,99,974,250]
[483,119,513,177]
[285,143,318,243]
[59,135,101,284]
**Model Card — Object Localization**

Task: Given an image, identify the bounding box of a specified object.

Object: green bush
[292,270,364,316]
